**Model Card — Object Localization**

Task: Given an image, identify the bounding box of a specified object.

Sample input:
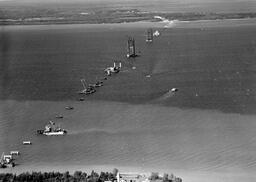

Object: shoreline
[1,17,256,30]
[1,10,256,26]
[1,162,256,182]
[1,17,256,26]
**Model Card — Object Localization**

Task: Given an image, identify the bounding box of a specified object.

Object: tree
[168,174,174,181]
[112,168,118,177]
[74,170,82,181]
[64,171,70,182]
[163,173,168,182]
[81,172,87,182]
[149,172,159,180]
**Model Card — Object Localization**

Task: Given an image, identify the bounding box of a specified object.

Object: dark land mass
[0,170,182,182]
[1,3,256,25]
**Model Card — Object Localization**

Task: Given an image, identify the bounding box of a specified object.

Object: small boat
[79,97,85,101]
[65,106,74,110]
[10,151,19,155]
[85,89,96,95]
[153,30,160,37]
[55,114,63,119]
[23,141,32,145]
[89,81,103,88]
[170,88,178,92]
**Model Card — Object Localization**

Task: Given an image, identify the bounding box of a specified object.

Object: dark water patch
[0,30,11,98]
[0,24,256,114]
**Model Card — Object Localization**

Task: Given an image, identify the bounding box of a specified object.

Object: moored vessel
[146,28,153,42]
[126,37,137,58]
[37,121,67,136]
[0,152,15,168]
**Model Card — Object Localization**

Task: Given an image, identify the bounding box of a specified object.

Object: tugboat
[37,121,67,136]
[0,152,15,168]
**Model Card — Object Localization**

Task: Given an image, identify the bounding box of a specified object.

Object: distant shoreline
[1,9,256,26]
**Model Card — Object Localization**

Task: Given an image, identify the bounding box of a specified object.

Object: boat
[10,151,19,155]
[170,88,178,92]
[146,28,153,42]
[167,88,178,94]
[65,106,74,110]
[23,141,32,145]
[104,62,122,76]
[78,79,96,95]
[153,30,160,37]
[89,81,103,88]
[85,89,96,95]
[37,121,67,136]
[79,97,85,101]
[0,152,15,168]
[55,114,63,119]
[95,81,103,87]
[126,37,137,58]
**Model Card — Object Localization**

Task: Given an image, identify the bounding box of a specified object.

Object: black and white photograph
[1,0,256,181]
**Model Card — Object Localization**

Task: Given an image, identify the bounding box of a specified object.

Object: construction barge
[37,121,67,136]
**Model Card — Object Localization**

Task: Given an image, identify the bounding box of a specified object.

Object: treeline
[0,170,117,182]
[0,169,182,182]
[149,172,182,182]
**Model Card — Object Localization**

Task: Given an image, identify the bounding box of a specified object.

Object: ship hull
[37,130,67,136]
[43,131,67,136]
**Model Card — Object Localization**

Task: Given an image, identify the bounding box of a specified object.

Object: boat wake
[68,128,116,135]
[150,90,176,103]
[154,16,179,28]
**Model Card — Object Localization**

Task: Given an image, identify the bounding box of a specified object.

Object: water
[1,100,256,182]
[1,20,256,182]
[1,21,256,114]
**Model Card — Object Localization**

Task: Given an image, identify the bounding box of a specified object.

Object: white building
[117,172,149,182]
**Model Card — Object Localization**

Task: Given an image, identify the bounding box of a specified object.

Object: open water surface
[1,20,256,182]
